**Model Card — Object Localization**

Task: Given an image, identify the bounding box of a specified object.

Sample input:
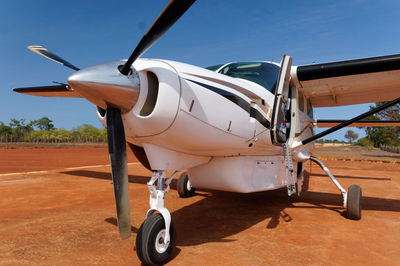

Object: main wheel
[136,213,176,265]
[346,184,362,220]
[177,172,195,198]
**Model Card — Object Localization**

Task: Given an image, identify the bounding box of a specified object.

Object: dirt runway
[0,147,399,265]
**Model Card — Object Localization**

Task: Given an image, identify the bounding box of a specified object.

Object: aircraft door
[271,54,292,144]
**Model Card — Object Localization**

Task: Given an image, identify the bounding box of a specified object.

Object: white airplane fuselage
[15,1,395,262]
[96,58,314,193]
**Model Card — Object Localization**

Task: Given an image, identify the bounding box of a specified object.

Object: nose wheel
[136,213,176,265]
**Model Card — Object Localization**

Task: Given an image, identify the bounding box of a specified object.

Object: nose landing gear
[136,170,178,265]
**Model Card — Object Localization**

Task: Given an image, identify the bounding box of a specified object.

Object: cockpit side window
[213,62,281,94]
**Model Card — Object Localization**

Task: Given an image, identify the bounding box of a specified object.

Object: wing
[13,84,82,98]
[291,54,400,107]
[316,120,400,128]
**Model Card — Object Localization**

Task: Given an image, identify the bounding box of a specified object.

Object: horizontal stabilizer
[13,85,82,98]
[317,120,400,128]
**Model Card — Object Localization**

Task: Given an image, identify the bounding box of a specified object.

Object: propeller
[119,0,196,75]
[106,107,131,239]
[100,0,196,238]
[104,0,196,238]
[23,0,197,240]
[27,45,80,71]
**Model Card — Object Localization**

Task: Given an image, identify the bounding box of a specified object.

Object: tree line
[1,102,398,145]
[0,117,107,143]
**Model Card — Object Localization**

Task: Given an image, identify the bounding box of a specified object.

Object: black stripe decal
[185,78,270,128]
[187,79,250,112]
[297,53,400,81]
[250,107,270,128]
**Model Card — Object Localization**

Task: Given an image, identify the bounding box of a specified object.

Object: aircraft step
[283,143,296,196]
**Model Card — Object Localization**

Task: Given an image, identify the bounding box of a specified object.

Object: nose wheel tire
[136,213,176,265]
[177,172,196,198]
[346,184,362,220]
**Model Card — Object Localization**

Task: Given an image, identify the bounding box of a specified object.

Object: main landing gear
[310,156,362,220]
[136,171,178,265]
[177,172,196,198]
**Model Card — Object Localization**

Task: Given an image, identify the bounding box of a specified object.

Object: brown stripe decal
[183,72,261,99]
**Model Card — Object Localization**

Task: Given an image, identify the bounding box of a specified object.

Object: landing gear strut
[310,156,362,220]
[136,171,178,265]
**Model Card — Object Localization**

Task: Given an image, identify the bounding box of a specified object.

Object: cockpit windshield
[206,62,280,94]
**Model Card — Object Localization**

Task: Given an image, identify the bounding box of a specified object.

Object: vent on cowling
[140,72,159,116]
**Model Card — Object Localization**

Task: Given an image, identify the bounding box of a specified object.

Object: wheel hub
[155,229,168,253]
[186,180,192,192]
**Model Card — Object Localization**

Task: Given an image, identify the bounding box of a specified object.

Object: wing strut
[302,97,400,145]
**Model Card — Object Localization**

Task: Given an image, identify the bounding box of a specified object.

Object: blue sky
[1,0,399,140]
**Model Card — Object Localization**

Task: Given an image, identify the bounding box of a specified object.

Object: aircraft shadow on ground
[62,170,400,246]
[361,153,400,159]
[105,217,138,233]
[61,170,179,189]
[311,173,391,181]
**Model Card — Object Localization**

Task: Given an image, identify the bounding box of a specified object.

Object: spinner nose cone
[68,61,140,112]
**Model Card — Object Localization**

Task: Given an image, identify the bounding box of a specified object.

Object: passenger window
[306,98,314,118]
[298,90,305,112]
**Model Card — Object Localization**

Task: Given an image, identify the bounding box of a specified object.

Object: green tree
[9,118,33,141]
[344,130,358,144]
[356,137,373,147]
[0,122,12,140]
[72,124,107,142]
[366,127,398,147]
[364,102,400,147]
[31,117,54,131]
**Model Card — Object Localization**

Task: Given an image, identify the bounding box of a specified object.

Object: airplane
[13,0,400,264]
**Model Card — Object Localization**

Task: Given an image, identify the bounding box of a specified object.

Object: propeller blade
[13,84,81,98]
[106,108,131,239]
[119,0,196,75]
[27,45,80,71]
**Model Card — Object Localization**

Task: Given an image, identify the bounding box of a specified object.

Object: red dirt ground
[0,147,399,265]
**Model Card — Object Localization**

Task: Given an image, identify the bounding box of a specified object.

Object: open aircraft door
[271,54,293,144]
